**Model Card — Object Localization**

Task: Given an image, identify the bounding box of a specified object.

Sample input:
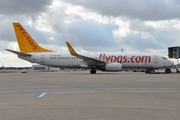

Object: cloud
[129,20,155,33]
[1,0,180,66]
[116,26,180,53]
[66,20,118,50]
[0,0,52,16]
[61,0,180,21]
[0,18,16,42]
[118,34,162,52]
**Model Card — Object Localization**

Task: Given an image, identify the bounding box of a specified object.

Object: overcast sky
[0,0,180,67]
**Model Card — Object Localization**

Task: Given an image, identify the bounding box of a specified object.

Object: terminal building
[168,46,180,73]
[32,65,50,70]
[32,65,60,72]
[168,46,180,59]
[168,46,180,64]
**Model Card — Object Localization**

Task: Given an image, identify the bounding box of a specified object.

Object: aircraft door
[41,54,45,64]
[154,55,158,63]
[154,55,158,67]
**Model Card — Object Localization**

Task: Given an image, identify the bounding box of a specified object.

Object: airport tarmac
[0,70,180,120]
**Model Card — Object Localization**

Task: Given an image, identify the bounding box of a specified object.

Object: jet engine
[100,63,122,71]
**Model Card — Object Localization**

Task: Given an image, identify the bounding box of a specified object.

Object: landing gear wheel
[90,69,96,74]
[145,69,150,73]
[150,69,155,74]
[165,69,171,74]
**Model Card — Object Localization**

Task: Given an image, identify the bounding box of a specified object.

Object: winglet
[66,42,78,56]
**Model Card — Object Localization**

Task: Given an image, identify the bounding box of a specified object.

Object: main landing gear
[145,69,155,74]
[165,69,171,74]
[90,69,96,74]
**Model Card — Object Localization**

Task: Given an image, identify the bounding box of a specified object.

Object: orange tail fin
[13,22,54,53]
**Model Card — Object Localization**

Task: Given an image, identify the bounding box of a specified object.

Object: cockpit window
[162,57,167,60]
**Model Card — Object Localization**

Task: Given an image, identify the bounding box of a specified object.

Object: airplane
[6,22,174,74]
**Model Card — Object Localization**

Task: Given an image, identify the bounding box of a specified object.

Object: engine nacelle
[101,63,122,71]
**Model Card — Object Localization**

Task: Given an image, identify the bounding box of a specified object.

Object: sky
[0,0,180,67]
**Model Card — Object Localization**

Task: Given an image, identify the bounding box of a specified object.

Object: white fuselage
[18,52,174,69]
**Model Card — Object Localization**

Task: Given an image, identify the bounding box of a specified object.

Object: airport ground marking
[34,88,180,97]
[34,92,46,98]
[0,88,180,98]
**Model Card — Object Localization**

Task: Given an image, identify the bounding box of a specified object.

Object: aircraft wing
[66,42,106,66]
[5,49,31,57]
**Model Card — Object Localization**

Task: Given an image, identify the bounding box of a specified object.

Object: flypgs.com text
[99,53,151,63]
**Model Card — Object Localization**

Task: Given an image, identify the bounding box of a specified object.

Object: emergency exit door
[41,54,45,64]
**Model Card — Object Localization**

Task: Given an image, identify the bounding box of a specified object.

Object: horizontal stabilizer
[5,49,31,57]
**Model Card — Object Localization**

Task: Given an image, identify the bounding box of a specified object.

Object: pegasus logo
[16,24,38,50]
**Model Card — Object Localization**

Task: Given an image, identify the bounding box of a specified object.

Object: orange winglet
[66,42,78,56]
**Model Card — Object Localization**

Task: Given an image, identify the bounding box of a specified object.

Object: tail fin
[13,22,54,53]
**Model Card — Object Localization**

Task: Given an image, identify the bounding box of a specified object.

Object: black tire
[165,69,171,74]
[150,69,155,74]
[145,69,150,73]
[90,69,96,74]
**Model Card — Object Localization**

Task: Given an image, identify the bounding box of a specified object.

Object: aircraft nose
[169,60,174,67]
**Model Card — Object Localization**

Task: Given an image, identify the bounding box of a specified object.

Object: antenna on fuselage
[121,49,124,53]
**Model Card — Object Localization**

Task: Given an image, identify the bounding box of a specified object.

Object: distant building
[32,65,50,70]
[168,46,180,64]
[168,46,180,59]
[0,66,5,70]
